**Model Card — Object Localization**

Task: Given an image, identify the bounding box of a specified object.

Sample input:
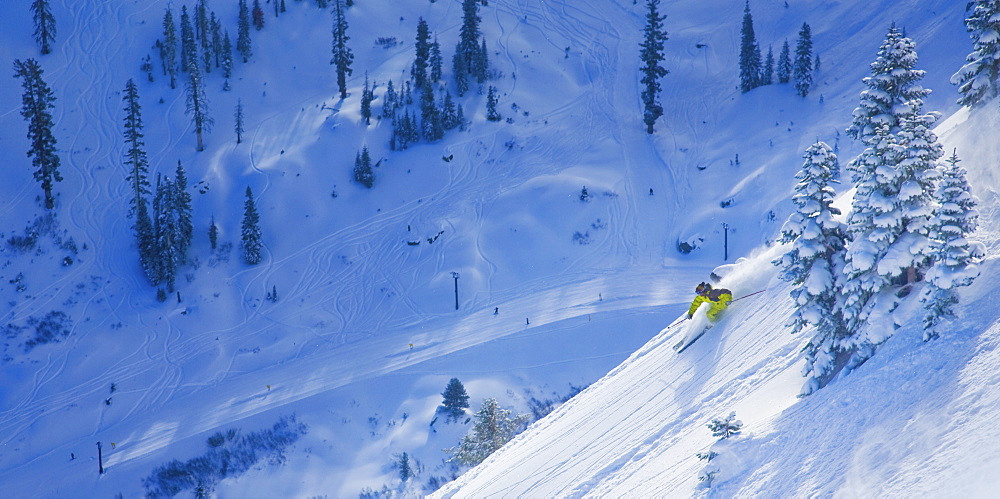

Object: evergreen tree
[441,90,458,130]
[456,103,466,131]
[793,22,813,97]
[252,0,265,30]
[195,0,209,41]
[706,412,743,440]
[135,201,156,280]
[163,7,179,88]
[237,0,253,62]
[30,0,57,55]
[331,0,354,99]
[773,142,850,395]
[413,18,431,88]
[180,6,196,74]
[241,186,263,264]
[952,1,1000,107]
[208,215,219,250]
[211,14,223,68]
[921,150,981,339]
[381,79,397,118]
[739,1,762,92]
[485,85,501,122]
[398,452,412,482]
[420,82,443,139]
[360,71,373,125]
[474,38,490,84]
[184,47,213,151]
[447,398,529,467]
[845,25,929,150]
[235,99,245,144]
[221,30,234,86]
[440,378,470,420]
[453,0,485,95]
[196,1,212,73]
[841,124,897,339]
[639,0,668,134]
[429,36,443,83]
[762,45,774,86]
[14,58,62,210]
[122,79,156,276]
[174,161,194,257]
[122,79,150,219]
[777,39,792,84]
[353,147,374,188]
[153,175,180,291]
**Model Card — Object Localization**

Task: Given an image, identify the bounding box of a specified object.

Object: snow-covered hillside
[1,0,995,497]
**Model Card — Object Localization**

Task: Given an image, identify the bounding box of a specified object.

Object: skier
[687,282,732,322]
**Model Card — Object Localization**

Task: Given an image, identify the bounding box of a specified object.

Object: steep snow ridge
[0,0,993,496]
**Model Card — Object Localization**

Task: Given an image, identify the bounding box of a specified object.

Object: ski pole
[665,315,688,329]
[730,289,767,303]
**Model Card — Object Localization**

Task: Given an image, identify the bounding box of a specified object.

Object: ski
[673,324,713,353]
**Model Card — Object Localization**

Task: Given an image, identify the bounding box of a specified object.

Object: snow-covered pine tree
[221,30,233,89]
[429,36,443,83]
[31,0,57,55]
[153,175,180,291]
[14,58,62,210]
[773,142,850,395]
[353,147,374,188]
[440,377,470,421]
[793,22,813,97]
[486,85,501,122]
[196,0,212,73]
[174,161,194,258]
[447,398,529,467]
[441,90,458,130]
[845,24,929,155]
[921,150,981,340]
[180,6,196,74]
[252,0,265,31]
[361,71,372,125]
[706,412,742,440]
[420,82,443,139]
[241,186,263,264]
[122,79,150,219]
[952,1,1000,107]
[639,0,668,134]
[208,215,218,250]
[211,13,223,69]
[456,102,467,131]
[184,45,213,151]
[234,99,245,144]
[475,38,490,84]
[878,110,943,286]
[162,7,179,88]
[398,452,412,482]
[237,0,253,62]
[841,104,945,370]
[841,124,897,338]
[382,79,397,118]
[121,80,156,275]
[413,18,431,88]
[738,1,762,92]
[453,0,484,96]
[331,0,354,99]
[762,45,774,86]
[777,39,791,84]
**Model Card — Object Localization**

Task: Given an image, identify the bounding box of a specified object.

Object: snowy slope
[0,0,995,497]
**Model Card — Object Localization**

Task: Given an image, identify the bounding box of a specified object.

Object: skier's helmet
[696,282,711,294]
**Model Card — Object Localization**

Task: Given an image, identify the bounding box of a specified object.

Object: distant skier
[687,282,732,322]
